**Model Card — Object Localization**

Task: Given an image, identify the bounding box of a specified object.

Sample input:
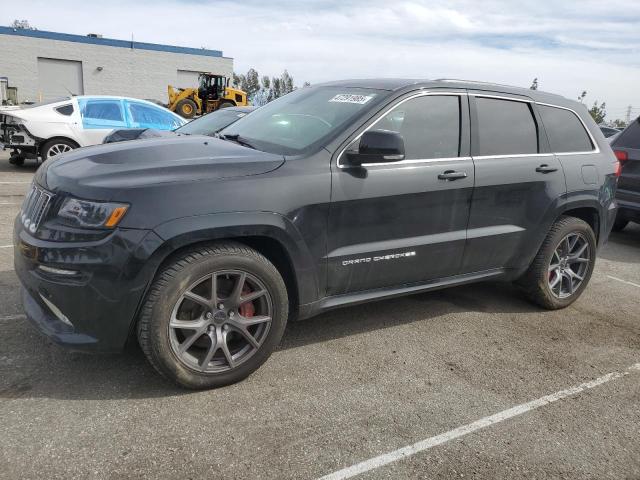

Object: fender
[506,191,609,279]
[149,211,321,307]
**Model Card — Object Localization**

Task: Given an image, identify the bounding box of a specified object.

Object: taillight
[614,150,628,162]
[614,150,627,178]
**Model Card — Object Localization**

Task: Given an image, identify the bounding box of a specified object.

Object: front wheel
[517,216,596,310]
[137,243,289,389]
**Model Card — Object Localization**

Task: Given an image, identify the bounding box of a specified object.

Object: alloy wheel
[47,144,73,157]
[547,232,591,299]
[168,270,273,373]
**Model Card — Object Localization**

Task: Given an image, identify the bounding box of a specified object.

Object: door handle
[535,164,558,174]
[438,170,467,181]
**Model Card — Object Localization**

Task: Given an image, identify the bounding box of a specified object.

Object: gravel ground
[0,151,638,479]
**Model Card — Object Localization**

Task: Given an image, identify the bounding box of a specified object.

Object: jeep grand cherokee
[14,79,619,389]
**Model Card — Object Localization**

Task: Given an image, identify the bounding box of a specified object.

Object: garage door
[37,58,84,100]
[176,70,202,89]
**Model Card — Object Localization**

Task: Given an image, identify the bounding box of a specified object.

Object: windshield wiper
[218,133,256,150]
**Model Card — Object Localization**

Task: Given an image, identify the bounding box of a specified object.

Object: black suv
[14,79,618,389]
[610,116,640,231]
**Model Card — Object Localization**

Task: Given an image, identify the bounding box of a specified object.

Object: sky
[5,0,640,121]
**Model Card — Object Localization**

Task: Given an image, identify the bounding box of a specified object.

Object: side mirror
[345,129,405,166]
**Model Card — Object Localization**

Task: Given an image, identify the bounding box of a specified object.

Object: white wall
[0,34,233,103]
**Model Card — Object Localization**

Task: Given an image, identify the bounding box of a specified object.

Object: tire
[218,101,235,109]
[611,217,628,232]
[41,138,78,161]
[137,242,289,389]
[517,216,596,310]
[175,99,197,119]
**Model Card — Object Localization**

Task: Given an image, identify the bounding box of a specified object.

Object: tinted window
[128,102,183,130]
[83,101,123,122]
[55,104,74,116]
[538,105,594,153]
[613,119,640,150]
[177,109,248,135]
[374,95,461,159]
[476,97,538,156]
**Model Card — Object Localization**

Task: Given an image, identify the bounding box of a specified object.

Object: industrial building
[0,26,233,104]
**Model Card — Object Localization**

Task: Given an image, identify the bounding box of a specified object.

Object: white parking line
[0,181,31,184]
[318,363,640,480]
[0,314,26,321]
[0,245,13,249]
[607,275,640,289]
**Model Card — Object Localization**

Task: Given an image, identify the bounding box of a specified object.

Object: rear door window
[538,105,594,153]
[475,97,538,156]
[80,99,126,129]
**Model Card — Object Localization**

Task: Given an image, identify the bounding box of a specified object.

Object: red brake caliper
[239,287,255,318]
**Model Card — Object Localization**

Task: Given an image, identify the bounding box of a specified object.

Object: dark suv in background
[610,117,640,231]
[14,79,618,389]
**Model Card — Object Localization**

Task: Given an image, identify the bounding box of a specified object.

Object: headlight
[58,197,129,228]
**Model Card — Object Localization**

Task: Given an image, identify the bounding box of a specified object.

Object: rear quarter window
[538,105,594,153]
[55,104,74,116]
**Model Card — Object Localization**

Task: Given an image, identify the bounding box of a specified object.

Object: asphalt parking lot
[0,151,639,480]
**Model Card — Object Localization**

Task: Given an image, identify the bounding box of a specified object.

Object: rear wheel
[41,138,78,161]
[175,99,197,118]
[137,243,289,389]
[612,217,628,232]
[517,216,596,310]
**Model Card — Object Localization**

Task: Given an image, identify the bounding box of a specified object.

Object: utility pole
[626,105,632,124]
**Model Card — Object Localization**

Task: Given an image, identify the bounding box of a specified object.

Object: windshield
[220,86,389,155]
[176,109,250,135]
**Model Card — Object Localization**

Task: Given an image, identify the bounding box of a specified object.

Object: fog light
[39,294,73,327]
[38,265,78,276]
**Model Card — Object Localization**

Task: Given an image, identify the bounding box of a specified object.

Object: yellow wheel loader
[168,73,249,119]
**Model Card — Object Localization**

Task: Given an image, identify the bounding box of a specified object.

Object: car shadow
[599,223,640,264]
[0,281,541,401]
[0,159,39,173]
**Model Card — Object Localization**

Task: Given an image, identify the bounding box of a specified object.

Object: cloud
[5,0,640,117]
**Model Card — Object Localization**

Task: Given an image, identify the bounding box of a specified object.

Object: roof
[0,26,223,58]
[316,78,572,106]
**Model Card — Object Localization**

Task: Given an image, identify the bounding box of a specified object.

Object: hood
[40,135,285,196]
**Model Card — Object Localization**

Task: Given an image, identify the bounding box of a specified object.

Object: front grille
[21,184,54,234]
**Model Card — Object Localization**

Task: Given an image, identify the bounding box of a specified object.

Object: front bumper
[14,217,164,352]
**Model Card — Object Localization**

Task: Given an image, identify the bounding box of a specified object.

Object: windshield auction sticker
[329,94,375,105]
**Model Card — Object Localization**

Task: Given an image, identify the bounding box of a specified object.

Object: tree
[588,101,606,124]
[245,68,260,98]
[529,78,538,90]
[578,91,587,103]
[261,76,271,90]
[612,119,627,129]
[11,19,34,30]
[233,73,247,91]
[281,70,294,95]
[303,81,311,88]
[271,77,282,100]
